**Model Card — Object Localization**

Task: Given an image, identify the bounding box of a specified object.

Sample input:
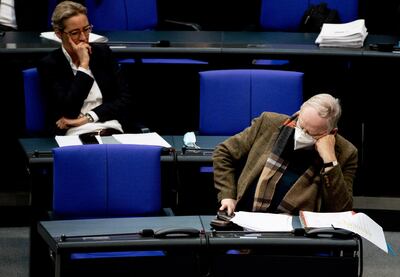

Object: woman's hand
[68,36,91,69]
[56,115,89,129]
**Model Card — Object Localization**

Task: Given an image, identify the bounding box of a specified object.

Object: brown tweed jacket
[213,112,358,214]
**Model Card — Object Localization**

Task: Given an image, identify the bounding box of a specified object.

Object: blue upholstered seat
[85,0,158,31]
[256,0,359,66]
[52,144,167,260]
[83,0,206,65]
[22,68,46,135]
[199,69,304,136]
[52,144,163,218]
[260,0,359,32]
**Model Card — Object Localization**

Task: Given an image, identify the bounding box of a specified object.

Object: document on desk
[113,132,172,148]
[230,211,294,232]
[56,135,105,146]
[300,211,388,253]
[40,31,108,43]
[231,210,387,253]
[315,19,368,48]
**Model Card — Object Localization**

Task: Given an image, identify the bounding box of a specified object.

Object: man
[38,1,139,136]
[213,93,358,216]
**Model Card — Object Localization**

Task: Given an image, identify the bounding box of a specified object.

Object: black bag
[299,2,340,32]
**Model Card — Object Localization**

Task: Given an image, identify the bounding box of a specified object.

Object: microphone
[181,146,214,155]
[107,40,170,47]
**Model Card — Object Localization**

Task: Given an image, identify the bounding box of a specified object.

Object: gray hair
[51,1,87,31]
[300,93,341,130]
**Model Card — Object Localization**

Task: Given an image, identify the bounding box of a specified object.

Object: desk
[2,30,399,59]
[0,31,223,61]
[19,135,228,276]
[38,215,361,277]
[38,216,205,277]
[200,216,361,277]
[19,135,228,218]
[221,31,362,58]
[19,135,229,163]
[18,135,229,213]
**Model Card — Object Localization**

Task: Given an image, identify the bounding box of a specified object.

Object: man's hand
[315,134,337,163]
[219,198,237,216]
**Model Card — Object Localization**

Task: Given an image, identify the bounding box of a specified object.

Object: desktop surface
[38,215,361,277]
[3,30,399,60]
[18,135,229,163]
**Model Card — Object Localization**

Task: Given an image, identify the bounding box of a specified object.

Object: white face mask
[294,126,316,150]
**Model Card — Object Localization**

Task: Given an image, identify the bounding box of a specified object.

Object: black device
[154,227,200,238]
[210,210,242,231]
[79,133,99,144]
[305,227,355,239]
[139,227,200,238]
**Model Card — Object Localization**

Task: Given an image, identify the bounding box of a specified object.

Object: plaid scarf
[252,116,295,211]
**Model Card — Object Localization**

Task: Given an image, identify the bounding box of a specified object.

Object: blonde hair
[300,93,341,130]
[51,1,87,31]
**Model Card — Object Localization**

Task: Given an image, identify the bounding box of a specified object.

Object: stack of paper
[40,31,108,43]
[113,132,171,148]
[300,210,387,253]
[315,19,368,48]
[230,210,388,253]
[55,132,171,148]
[230,211,294,232]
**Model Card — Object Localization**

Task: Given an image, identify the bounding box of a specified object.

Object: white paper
[55,135,102,146]
[230,211,294,232]
[301,211,388,253]
[55,135,81,146]
[315,19,368,48]
[113,132,171,148]
[300,211,355,227]
[318,19,367,38]
[40,31,108,43]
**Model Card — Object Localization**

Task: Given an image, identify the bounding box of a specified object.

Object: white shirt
[61,46,123,135]
[0,0,17,29]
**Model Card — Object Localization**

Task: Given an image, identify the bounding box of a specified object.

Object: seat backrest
[199,69,303,135]
[47,0,58,29]
[22,68,46,135]
[47,0,158,31]
[52,144,162,218]
[260,0,359,31]
[84,0,157,31]
[85,0,128,31]
[309,0,359,24]
[125,0,158,30]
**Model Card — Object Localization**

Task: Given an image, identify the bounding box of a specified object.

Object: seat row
[23,68,303,136]
[47,0,359,33]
